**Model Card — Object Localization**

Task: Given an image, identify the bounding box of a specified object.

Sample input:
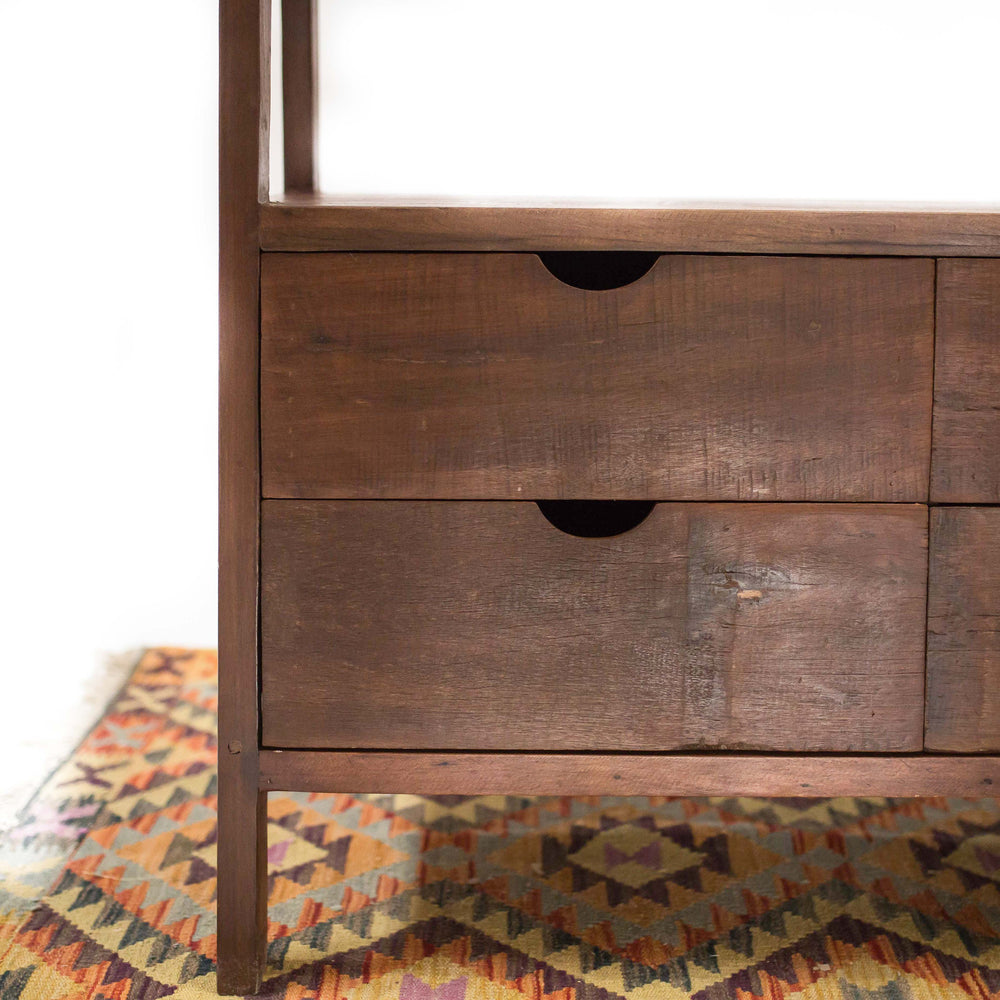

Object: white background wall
[311,0,1000,203]
[1,0,997,817]
[1,0,219,817]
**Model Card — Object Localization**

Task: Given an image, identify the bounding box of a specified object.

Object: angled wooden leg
[217,761,267,995]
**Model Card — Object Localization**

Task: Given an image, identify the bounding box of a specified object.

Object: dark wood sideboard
[218,1,1000,993]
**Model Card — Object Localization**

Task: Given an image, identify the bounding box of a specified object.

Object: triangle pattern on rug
[2,649,1000,999]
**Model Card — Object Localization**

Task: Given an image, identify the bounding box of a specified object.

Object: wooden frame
[218,3,1000,993]
[280,0,316,194]
[260,200,1000,254]
[218,0,269,993]
[260,750,1000,799]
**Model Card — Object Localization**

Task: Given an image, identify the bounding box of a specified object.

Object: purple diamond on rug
[268,839,290,866]
[399,972,468,1000]
[606,840,661,869]
[974,844,1000,874]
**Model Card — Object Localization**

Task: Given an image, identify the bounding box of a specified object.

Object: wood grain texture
[926,507,1000,752]
[259,201,1000,254]
[931,259,1000,502]
[280,0,316,194]
[261,253,934,501]
[260,750,1000,798]
[218,0,269,992]
[261,501,928,753]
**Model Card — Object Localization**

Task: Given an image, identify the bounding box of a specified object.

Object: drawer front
[926,507,1000,751]
[260,501,927,752]
[931,259,1000,502]
[261,253,934,501]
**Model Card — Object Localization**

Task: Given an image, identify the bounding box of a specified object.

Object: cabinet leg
[217,768,267,995]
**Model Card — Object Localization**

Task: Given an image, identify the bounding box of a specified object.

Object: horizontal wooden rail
[260,750,1000,798]
[259,201,1000,254]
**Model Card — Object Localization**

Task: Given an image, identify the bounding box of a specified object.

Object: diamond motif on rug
[1,649,999,999]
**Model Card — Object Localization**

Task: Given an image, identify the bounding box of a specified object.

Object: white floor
[0,650,143,835]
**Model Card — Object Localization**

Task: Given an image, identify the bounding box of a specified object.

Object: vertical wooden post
[282,0,317,193]
[218,0,270,993]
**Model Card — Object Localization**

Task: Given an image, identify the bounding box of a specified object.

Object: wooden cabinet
[217,2,1000,993]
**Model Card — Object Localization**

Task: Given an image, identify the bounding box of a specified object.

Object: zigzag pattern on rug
[1,648,999,999]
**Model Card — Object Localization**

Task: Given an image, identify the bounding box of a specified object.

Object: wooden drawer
[926,507,1000,750]
[261,253,934,501]
[931,259,1000,502]
[260,500,928,753]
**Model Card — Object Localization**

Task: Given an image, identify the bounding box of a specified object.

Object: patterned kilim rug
[2,650,1000,999]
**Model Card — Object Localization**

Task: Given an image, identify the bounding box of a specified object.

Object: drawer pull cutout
[536,500,655,537]
[538,251,659,290]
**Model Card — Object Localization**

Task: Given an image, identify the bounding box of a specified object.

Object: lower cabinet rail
[259,750,1000,799]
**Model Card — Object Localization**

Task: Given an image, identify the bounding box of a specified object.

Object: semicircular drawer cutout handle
[537,251,659,290]
[535,500,656,537]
